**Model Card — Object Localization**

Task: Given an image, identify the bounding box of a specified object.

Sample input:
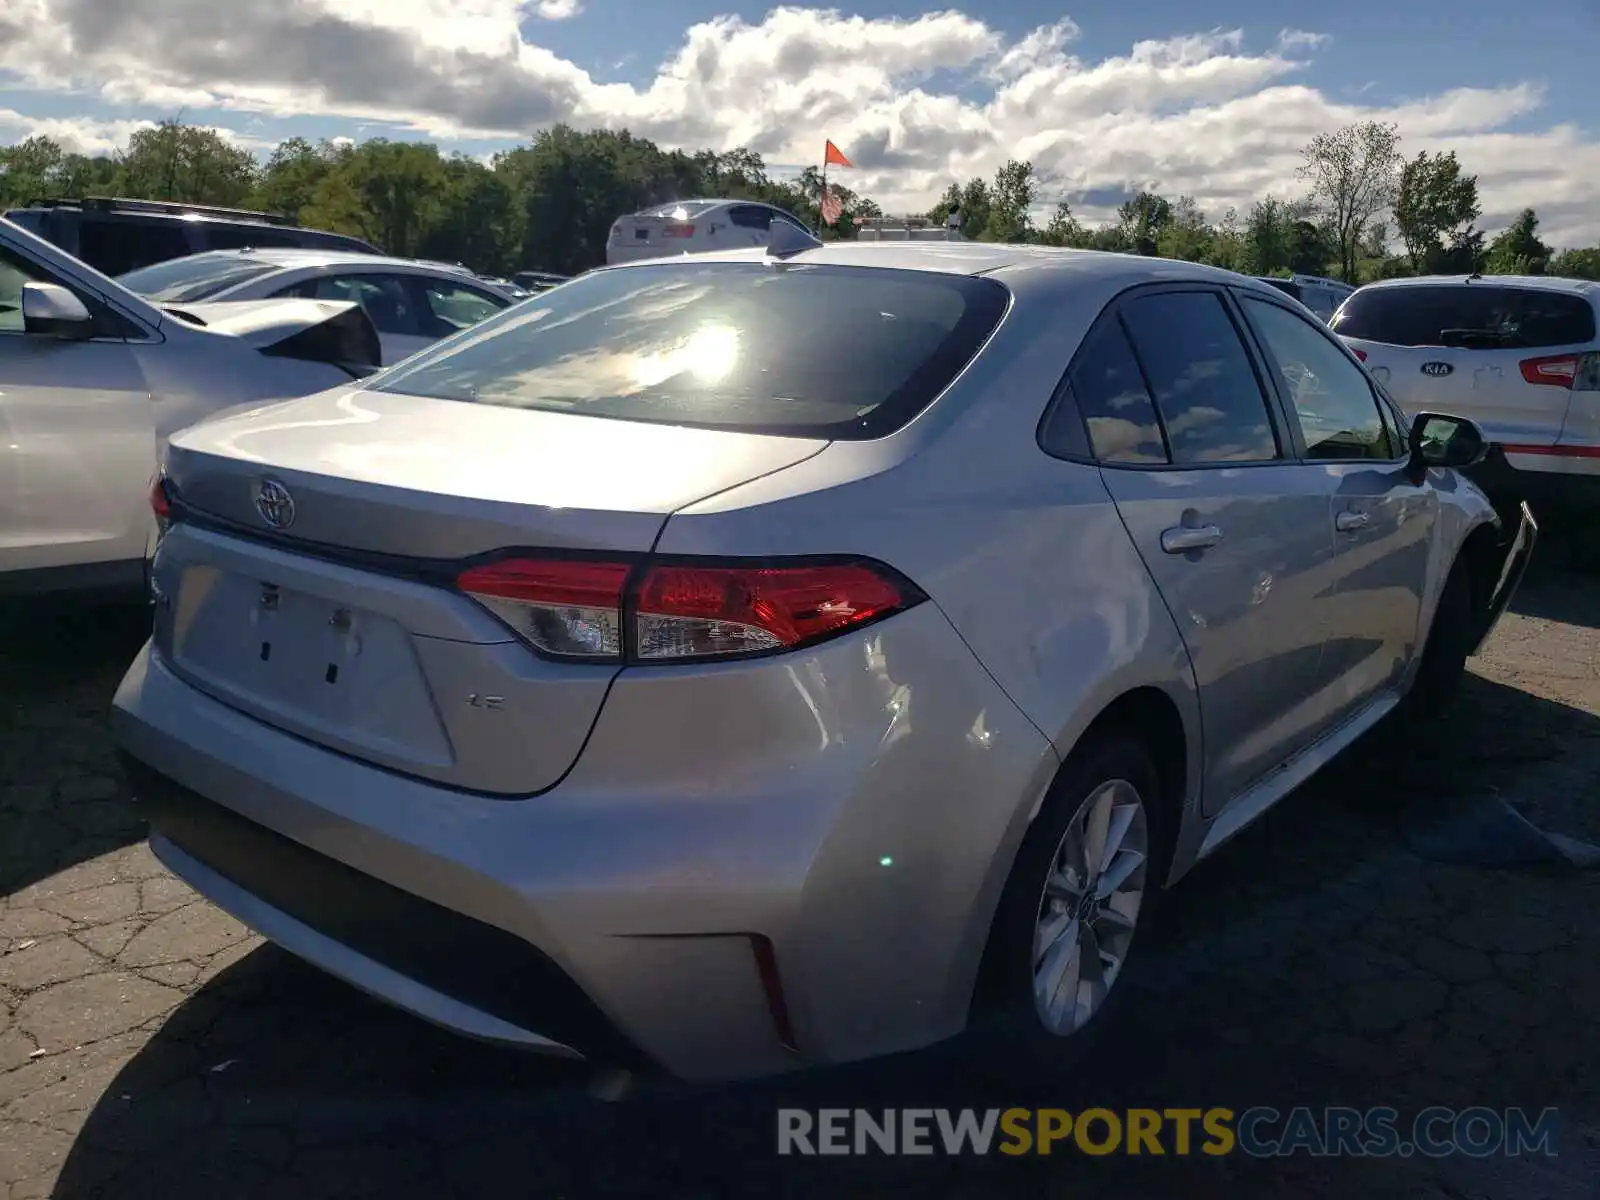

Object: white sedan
[606,199,812,265]
[117,250,515,365]
[0,217,380,597]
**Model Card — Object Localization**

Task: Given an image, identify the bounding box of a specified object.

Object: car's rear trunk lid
[154,386,827,794]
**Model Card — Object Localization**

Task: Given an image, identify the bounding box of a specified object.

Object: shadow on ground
[50,671,1600,1199]
[1507,512,1600,628]
[0,598,153,895]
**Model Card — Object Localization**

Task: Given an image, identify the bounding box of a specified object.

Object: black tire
[971,730,1168,1071]
[1403,559,1475,720]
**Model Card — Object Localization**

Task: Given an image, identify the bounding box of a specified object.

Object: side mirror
[1409,411,1489,475]
[22,282,95,340]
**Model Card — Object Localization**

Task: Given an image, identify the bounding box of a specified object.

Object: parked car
[606,199,811,264]
[0,216,380,597]
[511,270,570,292]
[112,243,1534,1084]
[1332,275,1600,511]
[3,196,381,276]
[1255,274,1355,323]
[116,249,514,364]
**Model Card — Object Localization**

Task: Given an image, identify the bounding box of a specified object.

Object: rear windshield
[370,261,1010,438]
[1332,285,1597,349]
[644,201,721,218]
[116,254,280,302]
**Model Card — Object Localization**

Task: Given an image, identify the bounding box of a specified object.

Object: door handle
[1160,524,1223,553]
[1335,509,1370,533]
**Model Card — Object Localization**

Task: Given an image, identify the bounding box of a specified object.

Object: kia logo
[254,479,296,530]
[1421,361,1454,377]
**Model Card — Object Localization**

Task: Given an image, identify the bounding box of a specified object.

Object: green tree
[115,121,259,206]
[1550,247,1600,281]
[1297,120,1402,283]
[1037,201,1090,248]
[984,160,1036,243]
[1485,209,1552,275]
[1243,197,1293,275]
[1155,195,1213,262]
[1117,191,1172,257]
[1394,150,1481,273]
[253,137,346,221]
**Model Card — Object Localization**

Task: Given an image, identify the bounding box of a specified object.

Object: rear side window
[4,210,46,236]
[76,217,194,275]
[1332,285,1597,349]
[1058,320,1167,463]
[202,224,311,251]
[1120,291,1280,463]
[371,262,1010,439]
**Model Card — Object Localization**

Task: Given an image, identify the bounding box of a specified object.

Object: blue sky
[2,0,1598,242]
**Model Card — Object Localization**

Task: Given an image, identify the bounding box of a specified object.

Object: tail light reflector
[1351,348,1367,361]
[455,556,923,664]
[661,222,696,238]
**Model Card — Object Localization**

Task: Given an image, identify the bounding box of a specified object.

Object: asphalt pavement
[2,528,1598,1199]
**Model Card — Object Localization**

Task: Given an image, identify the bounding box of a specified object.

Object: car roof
[144,248,479,274]
[593,241,1286,299]
[1356,274,1600,299]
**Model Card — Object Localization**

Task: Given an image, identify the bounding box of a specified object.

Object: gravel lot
[3,526,1599,1199]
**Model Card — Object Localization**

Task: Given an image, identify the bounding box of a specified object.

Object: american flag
[819,185,843,226]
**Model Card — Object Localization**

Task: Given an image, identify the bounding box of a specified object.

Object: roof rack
[20,196,295,226]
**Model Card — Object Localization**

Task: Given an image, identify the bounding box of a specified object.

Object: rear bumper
[110,603,1056,1081]
[1469,444,1600,511]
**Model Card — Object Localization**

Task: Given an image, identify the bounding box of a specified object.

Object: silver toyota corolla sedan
[111,242,1536,1083]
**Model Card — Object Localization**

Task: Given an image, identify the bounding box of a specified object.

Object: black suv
[3,196,382,276]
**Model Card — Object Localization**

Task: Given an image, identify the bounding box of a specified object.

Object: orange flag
[824,140,852,168]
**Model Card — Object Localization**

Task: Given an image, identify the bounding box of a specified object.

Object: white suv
[1332,275,1600,510]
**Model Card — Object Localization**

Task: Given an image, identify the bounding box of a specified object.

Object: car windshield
[116,255,281,302]
[370,261,1010,439]
[1332,285,1597,349]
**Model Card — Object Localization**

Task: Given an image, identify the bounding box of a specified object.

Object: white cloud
[0,2,1596,245]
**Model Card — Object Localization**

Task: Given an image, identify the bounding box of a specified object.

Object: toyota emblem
[254,479,296,529]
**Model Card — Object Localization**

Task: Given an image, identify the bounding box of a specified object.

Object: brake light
[1351,348,1367,361]
[149,474,172,520]
[1520,354,1579,387]
[661,222,695,238]
[455,556,922,663]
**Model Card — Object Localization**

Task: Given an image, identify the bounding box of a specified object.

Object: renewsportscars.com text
[776,1106,1560,1158]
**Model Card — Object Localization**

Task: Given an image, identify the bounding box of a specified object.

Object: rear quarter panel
[655,274,1203,870]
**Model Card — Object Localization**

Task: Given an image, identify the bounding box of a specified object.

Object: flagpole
[818,141,828,237]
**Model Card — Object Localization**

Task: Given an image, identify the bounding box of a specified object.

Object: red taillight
[1520,354,1578,387]
[661,222,695,238]
[636,562,910,660]
[455,556,921,663]
[149,474,172,519]
[1351,348,1367,361]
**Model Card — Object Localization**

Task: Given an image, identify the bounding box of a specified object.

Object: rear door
[1083,285,1345,813]
[1332,283,1595,453]
[1238,291,1434,716]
